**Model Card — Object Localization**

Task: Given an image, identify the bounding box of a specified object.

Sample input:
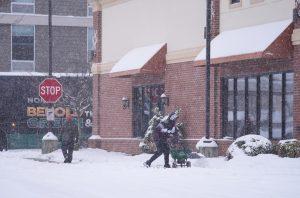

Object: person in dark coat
[61,116,78,163]
[0,128,8,152]
[144,112,178,168]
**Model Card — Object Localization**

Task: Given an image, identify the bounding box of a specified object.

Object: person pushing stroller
[144,112,178,168]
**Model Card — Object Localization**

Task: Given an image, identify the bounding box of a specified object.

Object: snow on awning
[110,43,167,77]
[194,19,293,66]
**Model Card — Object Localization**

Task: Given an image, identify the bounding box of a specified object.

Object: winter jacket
[61,121,78,144]
[0,129,7,150]
[153,122,176,143]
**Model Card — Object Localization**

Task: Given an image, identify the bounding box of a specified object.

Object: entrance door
[133,84,164,138]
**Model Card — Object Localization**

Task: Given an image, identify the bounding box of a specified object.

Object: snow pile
[226,134,272,159]
[196,137,218,150]
[276,139,300,158]
[1,149,300,198]
[88,135,101,140]
[42,132,58,141]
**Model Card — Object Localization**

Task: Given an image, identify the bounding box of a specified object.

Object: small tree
[59,71,93,147]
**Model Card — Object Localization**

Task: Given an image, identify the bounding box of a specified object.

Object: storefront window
[222,72,293,139]
[133,85,164,138]
[248,78,257,134]
[226,79,234,138]
[285,73,294,138]
[260,75,269,138]
[237,78,245,137]
[272,74,282,139]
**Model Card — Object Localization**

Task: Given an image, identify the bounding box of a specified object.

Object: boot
[143,160,151,167]
[164,164,171,168]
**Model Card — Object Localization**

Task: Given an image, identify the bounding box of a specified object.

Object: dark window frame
[231,0,241,4]
[222,71,293,140]
[132,84,165,138]
[11,25,35,62]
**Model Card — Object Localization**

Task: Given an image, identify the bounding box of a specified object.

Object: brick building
[0,0,94,149]
[89,0,299,155]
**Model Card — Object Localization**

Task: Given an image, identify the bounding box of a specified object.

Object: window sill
[250,0,264,5]
[229,2,242,9]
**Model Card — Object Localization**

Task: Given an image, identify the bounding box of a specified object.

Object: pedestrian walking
[144,112,178,168]
[0,128,8,152]
[61,116,78,163]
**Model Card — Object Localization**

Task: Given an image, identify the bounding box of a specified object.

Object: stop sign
[39,78,63,103]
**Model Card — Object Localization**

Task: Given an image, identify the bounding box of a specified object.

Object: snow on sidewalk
[0,149,299,198]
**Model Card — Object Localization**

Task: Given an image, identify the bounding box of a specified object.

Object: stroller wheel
[172,162,177,168]
[186,161,191,168]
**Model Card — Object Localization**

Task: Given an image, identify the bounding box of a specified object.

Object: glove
[161,128,168,133]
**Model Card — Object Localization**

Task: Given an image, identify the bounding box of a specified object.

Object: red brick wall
[293,16,300,140]
[93,10,102,63]
[100,139,142,155]
[99,74,133,138]
[165,61,205,139]
[212,0,220,39]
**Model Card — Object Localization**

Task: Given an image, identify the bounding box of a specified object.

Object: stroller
[170,147,191,168]
[168,131,191,168]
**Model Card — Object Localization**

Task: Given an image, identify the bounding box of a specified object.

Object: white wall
[102,0,205,63]
[221,0,294,32]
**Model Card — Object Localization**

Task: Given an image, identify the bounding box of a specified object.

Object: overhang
[194,19,293,66]
[110,43,167,77]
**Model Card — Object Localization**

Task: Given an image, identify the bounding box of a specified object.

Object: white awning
[195,19,292,65]
[110,43,167,77]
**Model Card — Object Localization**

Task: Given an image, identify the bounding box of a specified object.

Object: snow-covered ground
[0,149,299,198]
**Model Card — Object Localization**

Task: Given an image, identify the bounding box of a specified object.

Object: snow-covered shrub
[275,139,300,158]
[226,135,272,159]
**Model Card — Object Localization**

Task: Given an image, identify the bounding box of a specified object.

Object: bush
[275,139,300,158]
[226,134,273,160]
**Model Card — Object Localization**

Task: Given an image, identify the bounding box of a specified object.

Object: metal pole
[48,0,53,132]
[205,0,212,139]
[48,0,53,77]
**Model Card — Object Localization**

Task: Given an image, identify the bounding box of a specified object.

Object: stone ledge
[292,28,300,45]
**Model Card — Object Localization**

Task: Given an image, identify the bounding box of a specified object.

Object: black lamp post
[205,0,212,139]
[48,0,52,77]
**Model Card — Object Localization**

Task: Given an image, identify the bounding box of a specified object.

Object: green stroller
[170,148,191,168]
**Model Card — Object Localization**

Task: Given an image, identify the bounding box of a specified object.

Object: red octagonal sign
[39,78,63,103]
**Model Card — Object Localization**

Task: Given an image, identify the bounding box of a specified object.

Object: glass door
[133,85,164,138]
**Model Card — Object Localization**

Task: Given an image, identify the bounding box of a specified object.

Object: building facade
[0,0,94,149]
[90,0,299,155]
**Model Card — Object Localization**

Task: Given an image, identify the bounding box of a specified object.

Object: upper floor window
[11,25,35,71]
[87,27,95,62]
[11,0,35,14]
[87,3,93,17]
[231,0,240,4]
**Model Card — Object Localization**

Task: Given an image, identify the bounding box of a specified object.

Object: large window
[133,85,164,138]
[87,27,95,62]
[11,0,35,14]
[11,25,35,71]
[222,72,294,139]
[87,3,93,17]
[87,3,94,62]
